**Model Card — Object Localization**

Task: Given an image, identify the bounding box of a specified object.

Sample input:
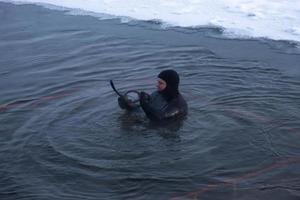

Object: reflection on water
[0,2,300,200]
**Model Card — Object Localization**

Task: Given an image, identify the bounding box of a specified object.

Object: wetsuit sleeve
[140,93,180,121]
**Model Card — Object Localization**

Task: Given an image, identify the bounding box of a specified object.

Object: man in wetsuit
[118,69,188,122]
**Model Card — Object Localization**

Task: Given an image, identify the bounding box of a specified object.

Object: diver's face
[157,78,167,91]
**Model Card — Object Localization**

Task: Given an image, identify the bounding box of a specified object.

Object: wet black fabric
[118,70,188,121]
[138,70,188,121]
[158,69,180,102]
[140,91,188,121]
[118,96,138,110]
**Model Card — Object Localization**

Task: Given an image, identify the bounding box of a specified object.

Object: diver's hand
[139,92,150,103]
[118,96,133,110]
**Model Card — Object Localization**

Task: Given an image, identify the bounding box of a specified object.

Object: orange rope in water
[1,91,299,200]
[169,152,300,200]
[0,93,72,112]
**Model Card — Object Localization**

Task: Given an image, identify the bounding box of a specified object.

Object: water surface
[0,3,300,200]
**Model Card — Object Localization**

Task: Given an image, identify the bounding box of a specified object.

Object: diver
[116,69,188,122]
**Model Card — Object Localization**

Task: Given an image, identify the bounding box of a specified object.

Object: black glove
[139,91,150,103]
[118,96,136,110]
[118,96,130,109]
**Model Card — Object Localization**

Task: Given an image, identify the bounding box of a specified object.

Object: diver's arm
[140,99,162,121]
[140,92,179,121]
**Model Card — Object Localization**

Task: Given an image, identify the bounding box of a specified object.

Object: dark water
[1,2,300,200]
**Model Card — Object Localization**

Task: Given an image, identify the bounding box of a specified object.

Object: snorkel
[110,80,140,109]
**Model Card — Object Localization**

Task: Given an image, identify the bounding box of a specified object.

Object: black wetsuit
[140,91,188,122]
[118,69,188,122]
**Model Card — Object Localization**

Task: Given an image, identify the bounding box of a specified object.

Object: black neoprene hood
[158,69,180,101]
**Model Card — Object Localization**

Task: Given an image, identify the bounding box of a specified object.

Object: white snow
[2,0,300,42]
